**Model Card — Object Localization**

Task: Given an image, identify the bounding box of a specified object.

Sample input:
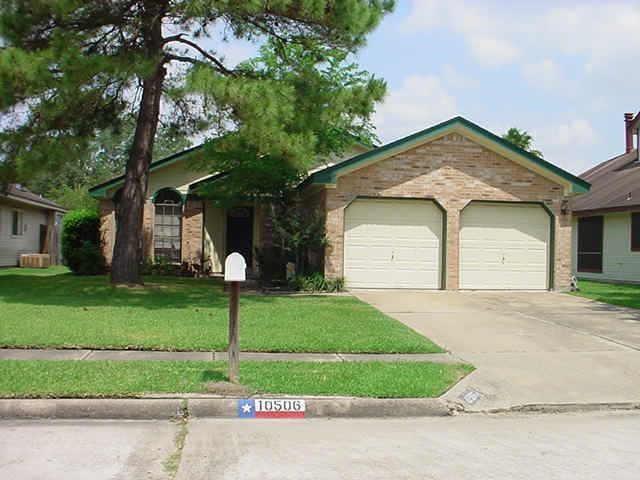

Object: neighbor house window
[153,189,183,263]
[632,213,640,252]
[577,216,603,273]
[11,210,23,236]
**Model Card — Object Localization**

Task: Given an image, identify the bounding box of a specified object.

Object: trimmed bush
[290,273,344,293]
[62,209,105,275]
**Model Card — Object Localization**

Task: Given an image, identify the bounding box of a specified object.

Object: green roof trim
[88,144,205,199]
[304,116,591,194]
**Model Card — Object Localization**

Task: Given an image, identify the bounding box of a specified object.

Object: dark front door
[226,207,254,267]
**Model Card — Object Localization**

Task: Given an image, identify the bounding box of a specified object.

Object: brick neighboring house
[90,116,589,290]
[571,112,640,283]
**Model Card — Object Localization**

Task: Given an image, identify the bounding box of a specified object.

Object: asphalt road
[1,411,639,479]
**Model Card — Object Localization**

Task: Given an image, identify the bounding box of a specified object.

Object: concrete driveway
[355,291,640,411]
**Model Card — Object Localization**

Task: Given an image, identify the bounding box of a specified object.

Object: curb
[0,397,451,420]
[482,402,640,415]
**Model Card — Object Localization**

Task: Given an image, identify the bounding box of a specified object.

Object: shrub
[140,256,180,276]
[291,273,344,293]
[62,209,105,275]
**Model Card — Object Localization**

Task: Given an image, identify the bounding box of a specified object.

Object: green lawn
[0,267,441,353]
[0,360,473,398]
[571,279,640,310]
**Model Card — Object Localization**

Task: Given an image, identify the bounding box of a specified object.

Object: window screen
[153,190,182,263]
[577,216,603,273]
[11,211,22,236]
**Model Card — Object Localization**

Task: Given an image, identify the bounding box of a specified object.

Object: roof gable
[89,144,205,199]
[305,116,590,194]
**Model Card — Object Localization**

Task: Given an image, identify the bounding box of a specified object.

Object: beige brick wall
[99,197,205,267]
[99,199,115,265]
[322,133,573,290]
[181,198,203,266]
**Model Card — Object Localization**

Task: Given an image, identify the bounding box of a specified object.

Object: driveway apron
[354,290,640,411]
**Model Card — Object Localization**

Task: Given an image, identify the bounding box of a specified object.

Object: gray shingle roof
[572,150,640,213]
[2,184,67,211]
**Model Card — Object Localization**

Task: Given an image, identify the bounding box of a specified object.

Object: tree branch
[164,37,236,76]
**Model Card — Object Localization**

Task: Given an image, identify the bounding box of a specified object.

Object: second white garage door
[459,203,550,290]
[344,198,443,289]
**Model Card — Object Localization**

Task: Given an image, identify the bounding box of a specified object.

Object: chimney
[625,112,635,153]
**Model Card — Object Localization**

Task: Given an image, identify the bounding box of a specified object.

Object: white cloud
[534,118,599,173]
[441,64,477,90]
[521,59,564,91]
[374,75,458,142]
[405,0,519,66]
[405,1,640,79]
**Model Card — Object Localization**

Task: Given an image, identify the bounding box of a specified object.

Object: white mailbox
[224,252,247,282]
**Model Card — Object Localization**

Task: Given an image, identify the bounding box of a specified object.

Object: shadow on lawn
[0,272,279,310]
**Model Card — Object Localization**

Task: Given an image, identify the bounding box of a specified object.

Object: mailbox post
[224,252,246,383]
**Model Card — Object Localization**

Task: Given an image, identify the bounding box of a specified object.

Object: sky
[199,1,639,175]
[352,0,640,174]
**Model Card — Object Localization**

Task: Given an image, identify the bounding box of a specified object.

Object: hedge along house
[571,112,640,283]
[90,117,589,290]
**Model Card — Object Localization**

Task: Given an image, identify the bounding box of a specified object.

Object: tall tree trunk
[110,2,166,285]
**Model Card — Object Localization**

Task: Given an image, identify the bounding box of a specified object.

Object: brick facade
[99,197,205,268]
[99,199,115,265]
[321,133,573,290]
[180,198,203,266]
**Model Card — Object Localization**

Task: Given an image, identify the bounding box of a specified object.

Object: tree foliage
[0,0,394,283]
[502,127,544,158]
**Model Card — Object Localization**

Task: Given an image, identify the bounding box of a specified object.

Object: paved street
[356,290,640,410]
[1,412,639,479]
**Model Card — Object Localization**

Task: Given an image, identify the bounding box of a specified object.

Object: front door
[226,207,254,267]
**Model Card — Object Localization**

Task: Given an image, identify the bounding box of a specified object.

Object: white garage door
[344,198,442,289]
[460,203,550,290]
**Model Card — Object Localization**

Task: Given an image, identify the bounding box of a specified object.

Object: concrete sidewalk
[0,348,459,364]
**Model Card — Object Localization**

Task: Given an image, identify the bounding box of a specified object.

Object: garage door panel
[344,199,442,289]
[460,204,550,290]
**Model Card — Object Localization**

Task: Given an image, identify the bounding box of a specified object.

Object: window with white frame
[153,189,183,263]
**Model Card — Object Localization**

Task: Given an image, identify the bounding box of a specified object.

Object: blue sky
[212,0,639,175]
[352,0,640,174]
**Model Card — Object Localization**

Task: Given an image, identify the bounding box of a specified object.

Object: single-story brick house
[571,112,640,283]
[90,116,590,290]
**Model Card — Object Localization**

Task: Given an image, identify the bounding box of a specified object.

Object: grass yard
[0,267,441,354]
[571,279,640,310]
[0,360,472,398]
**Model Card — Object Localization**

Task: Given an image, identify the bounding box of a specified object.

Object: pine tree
[0,0,393,284]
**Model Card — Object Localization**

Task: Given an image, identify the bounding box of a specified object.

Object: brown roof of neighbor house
[1,184,67,212]
[572,149,640,214]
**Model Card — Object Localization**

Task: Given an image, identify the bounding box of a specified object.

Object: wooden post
[228,281,240,383]
[224,252,246,384]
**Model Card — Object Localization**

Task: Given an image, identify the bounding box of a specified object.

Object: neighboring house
[90,116,589,290]
[0,184,67,267]
[571,112,640,283]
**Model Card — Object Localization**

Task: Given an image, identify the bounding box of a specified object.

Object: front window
[632,212,640,252]
[577,216,603,273]
[11,210,23,236]
[153,189,183,263]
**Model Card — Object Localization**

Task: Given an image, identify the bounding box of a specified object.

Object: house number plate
[238,399,306,418]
